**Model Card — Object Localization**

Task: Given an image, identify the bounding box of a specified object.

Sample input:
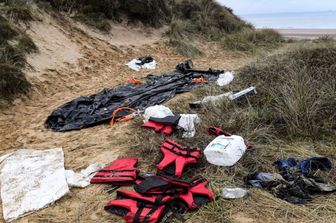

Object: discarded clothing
[95,139,213,223]
[142,120,175,135]
[275,157,332,180]
[217,71,234,86]
[126,56,156,71]
[245,172,285,188]
[204,134,247,166]
[177,114,200,138]
[106,175,213,223]
[90,157,139,185]
[246,156,336,204]
[66,163,103,188]
[105,190,173,223]
[45,61,222,132]
[275,175,336,204]
[143,106,200,137]
[142,115,180,135]
[222,188,248,199]
[0,148,68,222]
[276,157,333,173]
[156,139,203,178]
[189,86,257,108]
[134,175,214,210]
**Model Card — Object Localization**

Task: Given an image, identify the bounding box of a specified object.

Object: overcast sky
[217,0,336,15]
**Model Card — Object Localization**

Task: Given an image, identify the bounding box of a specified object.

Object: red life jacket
[142,121,174,135]
[105,190,173,223]
[156,139,203,177]
[90,157,139,185]
[135,175,215,210]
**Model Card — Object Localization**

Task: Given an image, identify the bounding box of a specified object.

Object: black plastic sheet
[45,66,221,132]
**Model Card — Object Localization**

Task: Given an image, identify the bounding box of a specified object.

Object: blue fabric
[298,157,332,174]
[275,158,297,171]
[276,157,332,174]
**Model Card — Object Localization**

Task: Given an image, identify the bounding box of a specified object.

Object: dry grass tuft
[238,42,336,138]
[0,13,37,105]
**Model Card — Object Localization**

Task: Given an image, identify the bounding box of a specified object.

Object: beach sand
[276,29,336,39]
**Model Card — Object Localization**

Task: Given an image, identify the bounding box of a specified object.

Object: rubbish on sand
[217,71,234,86]
[128,77,143,85]
[222,188,248,199]
[189,86,257,109]
[0,148,69,222]
[45,61,222,132]
[143,105,174,122]
[90,157,139,186]
[105,176,213,223]
[142,105,200,137]
[66,163,104,188]
[0,148,102,222]
[134,175,214,209]
[204,134,247,166]
[126,56,156,71]
[142,115,180,135]
[245,157,336,204]
[177,114,200,138]
[275,157,332,180]
[245,172,284,188]
[156,139,203,178]
[95,139,213,223]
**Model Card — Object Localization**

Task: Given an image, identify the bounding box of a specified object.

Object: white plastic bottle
[204,135,247,166]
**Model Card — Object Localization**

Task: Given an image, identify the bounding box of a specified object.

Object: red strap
[207,126,253,150]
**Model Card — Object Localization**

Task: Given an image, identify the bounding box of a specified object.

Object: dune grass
[0,11,37,105]
[126,41,336,222]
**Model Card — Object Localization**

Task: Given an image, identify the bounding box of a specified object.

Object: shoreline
[273,28,336,40]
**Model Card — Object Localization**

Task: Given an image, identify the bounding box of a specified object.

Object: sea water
[241,11,336,29]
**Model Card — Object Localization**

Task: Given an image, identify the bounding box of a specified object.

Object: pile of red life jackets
[91,139,214,223]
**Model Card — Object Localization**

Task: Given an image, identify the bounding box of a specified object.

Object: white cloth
[0,148,69,222]
[143,105,174,122]
[126,59,156,71]
[65,163,103,188]
[217,71,234,86]
[178,114,201,138]
[0,148,102,222]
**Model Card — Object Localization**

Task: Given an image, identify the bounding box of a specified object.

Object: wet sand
[276,29,336,40]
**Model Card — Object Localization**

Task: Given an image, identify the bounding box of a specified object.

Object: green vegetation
[221,28,283,52]
[0,0,35,21]
[0,10,36,105]
[166,0,283,56]
[129,41,336,222]
[41,0,172,32]
[238,43,336,138]
[39,0,283,55]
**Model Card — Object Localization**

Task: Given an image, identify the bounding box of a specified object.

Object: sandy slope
[0,13,249,223]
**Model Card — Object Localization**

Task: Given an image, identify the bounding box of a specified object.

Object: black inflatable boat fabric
[45,71,219,131]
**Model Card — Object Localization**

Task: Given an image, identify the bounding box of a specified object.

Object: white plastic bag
[143,105,174,122]
[126,59,156,71]
[217,71,234,86]
[177,114,201,138]
[65,163,104,188]
[204,135,247,166]
[222,188,248,199]
[0,148,69,222]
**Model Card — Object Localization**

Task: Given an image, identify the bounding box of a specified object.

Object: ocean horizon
[241,11,336,29]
